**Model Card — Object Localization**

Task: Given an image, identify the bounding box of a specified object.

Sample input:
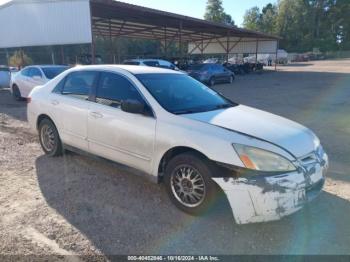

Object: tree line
[242,0,350,52]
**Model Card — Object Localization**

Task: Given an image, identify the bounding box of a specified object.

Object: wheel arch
[157,146,210,183]
[36,114,56,130]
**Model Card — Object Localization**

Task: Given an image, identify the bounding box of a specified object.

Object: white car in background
[27,65,328,224]
[123,59,180,70]
[11,65,68,100]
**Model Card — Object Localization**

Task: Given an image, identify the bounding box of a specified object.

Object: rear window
[143,61,159,67]
[123,61,140,65]
[42,66,68,79]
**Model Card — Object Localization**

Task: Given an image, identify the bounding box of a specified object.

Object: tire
[164,152,218,215]
[208,77,215,87]
[38,118,63,157]
[12,85,22,101]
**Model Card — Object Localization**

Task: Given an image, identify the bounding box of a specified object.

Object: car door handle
[51,100,59,106]
[90,111,103,118]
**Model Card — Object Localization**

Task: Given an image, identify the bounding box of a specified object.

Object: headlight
[232,144,296,172]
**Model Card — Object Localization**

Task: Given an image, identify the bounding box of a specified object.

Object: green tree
[204,0,234,25]
[243,7,261,31]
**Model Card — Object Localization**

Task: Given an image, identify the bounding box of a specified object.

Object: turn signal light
[240,154,257,169]
[26,97,32,103]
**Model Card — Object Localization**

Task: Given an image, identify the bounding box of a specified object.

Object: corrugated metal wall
[0,0,92,48]
[188,37,278,55]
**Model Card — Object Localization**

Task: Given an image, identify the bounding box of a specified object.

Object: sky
[117,0,275,26]
[0,0,275,26]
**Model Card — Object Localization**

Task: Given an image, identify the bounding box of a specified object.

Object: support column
[201,33,204,60]
[164,26,167,58]
[51,50,55,65]
[5,49,9,66]
[226,31,230,63]
[91,35,96,65]
[275,40,279,71]
[89,1,95,65]
[109,19,113,64]
[255,39,259,64]
[179,21,183,62]
[60,46,65,65]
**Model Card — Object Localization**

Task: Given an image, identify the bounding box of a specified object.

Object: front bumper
[213,152,328,224]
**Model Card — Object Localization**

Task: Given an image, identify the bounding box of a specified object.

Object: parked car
[11,65,69,100]
[223,62,245,75]
[123,59,179,70]
[27,65,328,224]
[0,66,11,88]
[187,63,234,86]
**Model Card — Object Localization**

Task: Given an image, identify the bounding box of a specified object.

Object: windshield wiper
[214,103,233,109]
[173,109,199,115]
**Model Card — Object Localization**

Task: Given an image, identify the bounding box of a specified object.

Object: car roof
[72,64,182,75]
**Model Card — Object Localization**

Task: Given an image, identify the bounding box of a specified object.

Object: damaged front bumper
[213,152,329,224]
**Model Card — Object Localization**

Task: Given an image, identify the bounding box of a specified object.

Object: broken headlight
[232,144,296,172]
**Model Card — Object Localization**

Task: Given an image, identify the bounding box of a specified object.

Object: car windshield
[136,73,237,114]
[41,66,68,79]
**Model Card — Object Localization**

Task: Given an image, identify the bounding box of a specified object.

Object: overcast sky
[0,0,274,26]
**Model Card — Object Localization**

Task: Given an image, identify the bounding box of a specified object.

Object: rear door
[49,70,99,151]
[87,71,156,174]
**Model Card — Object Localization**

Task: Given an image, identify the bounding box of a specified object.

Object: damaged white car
[27,65,328,224]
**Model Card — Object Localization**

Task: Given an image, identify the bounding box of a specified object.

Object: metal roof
[90,0,279,42]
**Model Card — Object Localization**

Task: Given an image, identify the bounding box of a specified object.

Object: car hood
[182,105,318,158]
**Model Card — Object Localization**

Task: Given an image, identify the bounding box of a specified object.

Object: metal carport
[0,0,279,64]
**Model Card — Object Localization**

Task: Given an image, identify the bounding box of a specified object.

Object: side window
[143,61,159,67]
[62,71,97,100]
[21,68,31,77]
[30,68,42,78]
[52,77,66,94]
[96,72,143,108]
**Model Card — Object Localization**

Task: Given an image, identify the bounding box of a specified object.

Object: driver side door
[88,71,156,174]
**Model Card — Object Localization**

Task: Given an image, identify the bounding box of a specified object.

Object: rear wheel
[38,118,63,157]
[164,152,218,215]
[12,85,22,101]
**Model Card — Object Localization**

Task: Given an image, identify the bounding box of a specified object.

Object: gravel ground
[0,59,350,258]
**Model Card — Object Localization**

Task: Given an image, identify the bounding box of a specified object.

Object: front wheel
[164,153,218,215]
[38,118,63,157]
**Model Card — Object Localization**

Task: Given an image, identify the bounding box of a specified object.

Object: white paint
[0,0,92,48]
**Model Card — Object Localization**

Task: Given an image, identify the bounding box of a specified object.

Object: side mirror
[121,99,145,114]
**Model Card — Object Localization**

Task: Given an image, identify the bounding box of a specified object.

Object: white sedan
[27,65,328,224]
[11,65,68,100]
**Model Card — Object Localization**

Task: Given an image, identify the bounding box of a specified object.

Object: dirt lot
[0,59,350,258]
